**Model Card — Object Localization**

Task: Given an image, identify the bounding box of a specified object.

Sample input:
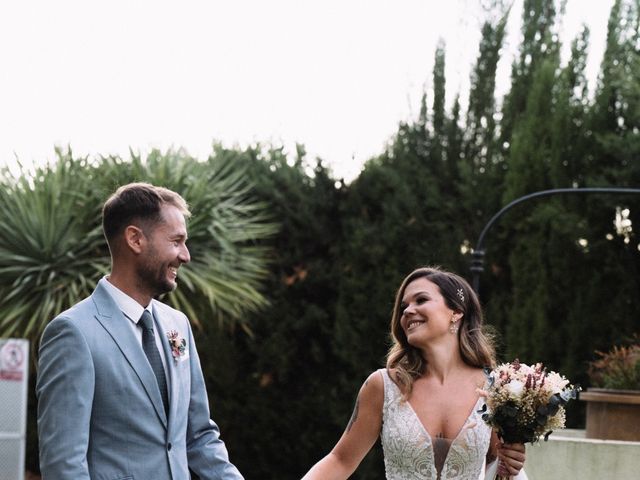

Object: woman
[302,267,526,480]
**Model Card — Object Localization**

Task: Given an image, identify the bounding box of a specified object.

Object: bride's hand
[497,442,525,477]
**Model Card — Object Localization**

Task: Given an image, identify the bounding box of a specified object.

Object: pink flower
[166,330,187,362]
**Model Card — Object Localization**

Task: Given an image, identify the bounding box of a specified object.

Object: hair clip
[456,288,464,303]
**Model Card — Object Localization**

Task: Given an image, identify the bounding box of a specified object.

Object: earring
[450,313,460,334]
[449,321,459,334]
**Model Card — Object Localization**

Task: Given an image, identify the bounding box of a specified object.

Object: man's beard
[138,250,176,298]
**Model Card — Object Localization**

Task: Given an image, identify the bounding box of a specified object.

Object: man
[37,182,243,479]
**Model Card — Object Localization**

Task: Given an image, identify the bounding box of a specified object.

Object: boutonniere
[166,330,187,362]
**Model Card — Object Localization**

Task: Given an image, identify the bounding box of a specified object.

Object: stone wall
[524,429,640,479]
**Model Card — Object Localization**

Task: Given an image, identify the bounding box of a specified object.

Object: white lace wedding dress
[379,369,527,480]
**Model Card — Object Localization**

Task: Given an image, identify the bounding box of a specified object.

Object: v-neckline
[403,387,483,477]
[406,394,483,446]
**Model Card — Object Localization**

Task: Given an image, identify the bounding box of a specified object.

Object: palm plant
[0,147,277,345]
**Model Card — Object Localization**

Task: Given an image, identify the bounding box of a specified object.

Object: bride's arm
[301,371,384,480]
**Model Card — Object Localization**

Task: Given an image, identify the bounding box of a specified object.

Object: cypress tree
[503,54,560,202]
[500,0,561,154]
[433,39,447,143]
[589,0,640,184]
[550,25,591,188]
[459,3,510,240]
[488,0,565,366]
[458,3,512,334]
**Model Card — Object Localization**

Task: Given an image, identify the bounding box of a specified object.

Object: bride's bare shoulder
[363,369,386,389]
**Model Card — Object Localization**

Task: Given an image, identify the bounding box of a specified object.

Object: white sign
[0,339,29,480]
[0,341,26,381]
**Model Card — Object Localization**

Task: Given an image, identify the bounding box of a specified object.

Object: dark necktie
[139,310,169,415]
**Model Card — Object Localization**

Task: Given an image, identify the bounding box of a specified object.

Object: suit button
[167,443,172,451]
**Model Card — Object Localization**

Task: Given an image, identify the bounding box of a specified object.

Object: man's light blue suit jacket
[37,280,243,480]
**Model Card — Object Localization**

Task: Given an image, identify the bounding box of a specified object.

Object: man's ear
[123,225,145,254]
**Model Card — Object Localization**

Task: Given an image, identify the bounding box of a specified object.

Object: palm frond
[0,148,277,344]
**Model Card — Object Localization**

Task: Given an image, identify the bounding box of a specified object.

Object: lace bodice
[380,369,491,480]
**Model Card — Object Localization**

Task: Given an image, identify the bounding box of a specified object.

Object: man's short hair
[102,182,191,245]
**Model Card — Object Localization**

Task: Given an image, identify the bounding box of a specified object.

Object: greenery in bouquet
[479,359,580,444]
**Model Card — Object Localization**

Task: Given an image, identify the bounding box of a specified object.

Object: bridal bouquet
[478,359,580,479]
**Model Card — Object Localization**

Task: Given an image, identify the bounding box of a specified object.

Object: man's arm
[37,317,94,480]
[184,321,244,480]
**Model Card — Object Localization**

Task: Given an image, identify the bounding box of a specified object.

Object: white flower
[519,363,534,375]
[545,371,569,394]
[506,380,525,397]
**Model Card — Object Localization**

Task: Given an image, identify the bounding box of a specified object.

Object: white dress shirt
[101,277,169,375]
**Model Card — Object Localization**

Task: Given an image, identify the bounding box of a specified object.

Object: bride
[302,267,527,480]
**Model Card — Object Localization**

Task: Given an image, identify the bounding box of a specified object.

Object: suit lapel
[153,302,179,428]
[91,283,168,428]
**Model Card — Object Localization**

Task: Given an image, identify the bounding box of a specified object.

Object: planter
[580,388,640,441]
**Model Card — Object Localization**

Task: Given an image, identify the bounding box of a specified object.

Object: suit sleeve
[37,316,94,480]
[184,320,244,480]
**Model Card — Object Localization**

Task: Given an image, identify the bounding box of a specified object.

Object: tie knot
[140,310,154,332]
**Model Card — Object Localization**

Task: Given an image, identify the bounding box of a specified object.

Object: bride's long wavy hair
[386,266,496,398]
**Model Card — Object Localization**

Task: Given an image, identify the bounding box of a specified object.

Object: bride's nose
[403,303,416,316]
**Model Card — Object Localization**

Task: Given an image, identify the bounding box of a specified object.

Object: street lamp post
[470,187,640,294]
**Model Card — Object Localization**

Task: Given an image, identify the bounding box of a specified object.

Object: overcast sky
[0,0,614,181]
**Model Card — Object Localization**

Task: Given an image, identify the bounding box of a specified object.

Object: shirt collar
[100,277,152,324]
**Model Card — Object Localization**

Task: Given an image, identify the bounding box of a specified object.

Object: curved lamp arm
[470,187,640,294]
